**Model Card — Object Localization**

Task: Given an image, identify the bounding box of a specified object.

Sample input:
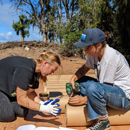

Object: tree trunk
[20,29,24,41]
[42,30,46,42]
[20,20,24,41]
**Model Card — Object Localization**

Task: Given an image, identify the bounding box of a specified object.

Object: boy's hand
[68,95,87,105]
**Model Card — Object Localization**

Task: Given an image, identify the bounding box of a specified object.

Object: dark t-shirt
[0,56,39,97]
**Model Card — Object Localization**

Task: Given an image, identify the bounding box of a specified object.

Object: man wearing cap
[68,28,130,130]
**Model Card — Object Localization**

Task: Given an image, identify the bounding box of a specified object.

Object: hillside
[0,41,94,75]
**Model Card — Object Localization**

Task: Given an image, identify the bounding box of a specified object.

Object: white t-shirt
[85,44,130,99]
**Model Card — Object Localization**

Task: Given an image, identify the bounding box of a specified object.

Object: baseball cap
[74,28,105,47]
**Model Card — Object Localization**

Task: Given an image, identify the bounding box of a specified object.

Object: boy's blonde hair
[36,51,61,84]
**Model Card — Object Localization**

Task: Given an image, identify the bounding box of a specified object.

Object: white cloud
[0,32,18,41]
[0,32,12,40]
[0,2,42,42]
[7,32,12,37]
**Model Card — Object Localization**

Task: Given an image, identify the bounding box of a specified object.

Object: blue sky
[0,0,42,43]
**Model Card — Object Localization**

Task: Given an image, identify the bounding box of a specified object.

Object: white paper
[35,127,59,130]
[17,125,77,130]
[17,124,36,130]
[59,127,78,130]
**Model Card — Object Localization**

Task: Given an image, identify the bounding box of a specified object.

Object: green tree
[54,0,79,44]
[10,0,48,42]
[10,0,80,44]
[10,0,63,43]
[62,0,102,48]
[12,14,32,41]
[113,0,130,54]
[97,0,114,32]
[54,0,64,44]
[96,0,115,47]
[62,0,79,24]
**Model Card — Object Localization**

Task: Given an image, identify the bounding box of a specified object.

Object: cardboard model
[65,104,130,126]
[50,95,130,126]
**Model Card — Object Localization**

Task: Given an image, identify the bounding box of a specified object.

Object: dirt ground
[55,56,94,75]
[0,46,94,75]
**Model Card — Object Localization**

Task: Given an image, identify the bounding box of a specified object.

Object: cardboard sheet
[65,104,130,126]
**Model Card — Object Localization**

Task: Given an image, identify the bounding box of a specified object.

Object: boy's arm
[70,64,90,89]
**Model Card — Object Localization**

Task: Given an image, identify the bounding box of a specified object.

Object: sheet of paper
[59,127,78,130]
[17,124,36,130]
[35,127,60,130]
[17,125,77,130]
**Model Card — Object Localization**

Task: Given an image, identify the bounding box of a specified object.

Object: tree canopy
[8,0,130,59]
[12,14,33,41]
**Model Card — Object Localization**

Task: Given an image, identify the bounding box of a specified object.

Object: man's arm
[17,86,61,116]
[27,88,41,104]
[70,65,90,81]
[17,86,40,111]
[70,64,90,89]
[75,64,90,79]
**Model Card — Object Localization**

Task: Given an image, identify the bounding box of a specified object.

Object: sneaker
[86,118,111,130]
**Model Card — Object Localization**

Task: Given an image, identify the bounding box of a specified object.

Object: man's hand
[39,99,62,116]
[68,95,87,105]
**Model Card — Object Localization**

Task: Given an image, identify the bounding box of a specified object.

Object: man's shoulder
[104,45,121,65]
[10,56,35,71]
